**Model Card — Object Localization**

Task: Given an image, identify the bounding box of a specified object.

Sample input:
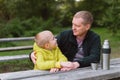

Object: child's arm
[35,53,61,70]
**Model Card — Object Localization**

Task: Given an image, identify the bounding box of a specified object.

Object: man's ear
[86,24,91,30]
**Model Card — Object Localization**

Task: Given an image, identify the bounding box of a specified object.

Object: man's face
[72,17,90,37]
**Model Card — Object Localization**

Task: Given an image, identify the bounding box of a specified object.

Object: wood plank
[0,70,49,80]
[0,37,34,42]
[0,58,120,80]
[22,66,120,80]
[0,46,33,52]
[0,55,29,61]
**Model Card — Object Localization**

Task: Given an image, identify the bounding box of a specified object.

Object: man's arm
[76,35,101,67]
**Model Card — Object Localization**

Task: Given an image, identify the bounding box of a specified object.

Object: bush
[22,17,62,36]
[0,17,67,38]
[2,18,25,37]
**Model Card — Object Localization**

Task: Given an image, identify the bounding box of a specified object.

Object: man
[30,11,101,70]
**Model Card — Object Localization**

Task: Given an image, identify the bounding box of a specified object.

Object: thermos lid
[102,39,111,54]
[102,40,110,48]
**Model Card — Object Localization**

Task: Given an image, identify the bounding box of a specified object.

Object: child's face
[48,34,57,50]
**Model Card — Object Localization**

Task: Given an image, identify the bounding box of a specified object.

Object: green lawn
[0,59,33,73]
[91,27,120,59]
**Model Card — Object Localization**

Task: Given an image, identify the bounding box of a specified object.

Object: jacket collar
[69,30,91,45]
[69,30,78,46]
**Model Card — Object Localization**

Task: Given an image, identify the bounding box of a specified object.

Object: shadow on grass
[0,59,33,73]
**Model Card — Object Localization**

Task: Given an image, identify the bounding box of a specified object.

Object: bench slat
[0,55,29,61]
[0,46,33,52]
[0,37,34,42]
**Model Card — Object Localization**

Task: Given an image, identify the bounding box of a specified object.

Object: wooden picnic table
[0,58,120,80]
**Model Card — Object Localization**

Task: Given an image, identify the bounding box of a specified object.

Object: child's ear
[44,43,49,49]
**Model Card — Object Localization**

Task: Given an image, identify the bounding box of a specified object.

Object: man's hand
[72,62,80,69]
[60,62,74,68]
[50,68,59,73]
[30,51,36,64]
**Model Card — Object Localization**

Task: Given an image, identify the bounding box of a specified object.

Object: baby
[33,30,73,72]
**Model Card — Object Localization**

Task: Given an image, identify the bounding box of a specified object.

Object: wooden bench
[0,58,120,80]
[0,37,34,52]
[0,37,33,61]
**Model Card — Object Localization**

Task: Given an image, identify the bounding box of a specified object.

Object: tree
[75,0,108,27]
[102,0,120,34]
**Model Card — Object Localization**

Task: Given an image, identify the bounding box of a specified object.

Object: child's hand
[60,62,74,68]
[50,68,59,73]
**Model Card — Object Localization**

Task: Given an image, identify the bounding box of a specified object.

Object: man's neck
[76,32,87,41]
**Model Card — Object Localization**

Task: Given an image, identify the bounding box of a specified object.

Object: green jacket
[57,30,101,67]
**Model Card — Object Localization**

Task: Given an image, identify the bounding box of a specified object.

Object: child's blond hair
[34,30,53,48]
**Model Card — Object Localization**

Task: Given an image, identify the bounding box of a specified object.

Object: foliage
[13,0,58,20]
[0,0,120,38]
[101,0,120,34]
[22,17,63,36]
[1,18,24,37]
[0,17,61,37]
[21,17,42,36]
[75,0,109,27]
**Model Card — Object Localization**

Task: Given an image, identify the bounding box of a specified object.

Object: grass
[0,27,120,73]
[0,59,33,73]
[91,27,120,59]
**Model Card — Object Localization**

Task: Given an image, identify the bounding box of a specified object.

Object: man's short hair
[74,11,93,25]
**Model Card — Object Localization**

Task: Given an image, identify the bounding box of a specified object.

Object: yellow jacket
[33,43,68,70]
